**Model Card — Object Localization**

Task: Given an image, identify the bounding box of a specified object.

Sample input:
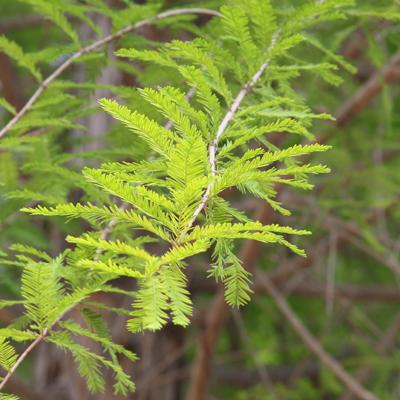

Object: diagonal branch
[0,203,130,391]
[336,51,400,126]
[182,30,281,400]
[0,331,47,393]
[255,271,378,400]
[182,32,281,400]
[0,7,220,139]
[186,32,280,231]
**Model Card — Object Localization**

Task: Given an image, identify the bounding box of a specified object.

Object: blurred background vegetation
[0,0,399,399]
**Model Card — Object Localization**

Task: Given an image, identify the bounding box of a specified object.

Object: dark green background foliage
[0,0,399,399]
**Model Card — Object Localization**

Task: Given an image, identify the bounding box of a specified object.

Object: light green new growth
[0,0,370,396]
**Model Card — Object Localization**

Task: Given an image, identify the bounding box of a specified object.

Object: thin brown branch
[0,301,78,392]
[186,32,280,231]
[0,7,220,139]
[0,329,48,392]
[255,271,378,400]
[336,51,400,126]
[0,200,124,390]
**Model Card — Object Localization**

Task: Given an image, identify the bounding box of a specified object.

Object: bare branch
[0,7,220,139]
[336,51,400,127]
[255,271,378,400]
[0,303,76,392]
[186,32,280,232]
[0,329,48,391]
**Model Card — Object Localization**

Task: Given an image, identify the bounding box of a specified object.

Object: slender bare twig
[336,51,400,126]
[0,288,88,392]
[0,331,47,392]
[0,313,67,393]
[0,207,125,393]
[186,32,280,231]
[0,7,220,139]
[255,271,377,400]
[184,30,281,399]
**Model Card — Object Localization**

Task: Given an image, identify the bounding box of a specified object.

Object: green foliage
[18,0,80,44]
[0,99,16,116]
[18,0,342,329]
[21,259,63,330]
[1,0,398,398]
[0,338,17,372]
[47,329,135,394]
[0,246,136,395]
[0,394,20,400]
[223,253,253,307]
[0,36,41,81]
